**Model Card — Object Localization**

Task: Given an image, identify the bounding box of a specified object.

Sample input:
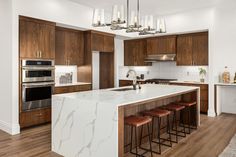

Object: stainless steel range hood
[145,54,176,62]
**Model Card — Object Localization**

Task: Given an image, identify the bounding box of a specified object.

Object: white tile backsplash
[55,66,77,85]
[119,62,208,82]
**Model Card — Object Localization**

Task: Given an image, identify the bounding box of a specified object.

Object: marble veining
[52,84,199,157]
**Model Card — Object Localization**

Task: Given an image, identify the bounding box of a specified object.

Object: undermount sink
[111,88,134,92]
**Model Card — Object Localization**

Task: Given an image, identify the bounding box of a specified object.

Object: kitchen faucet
[126,69,141,90]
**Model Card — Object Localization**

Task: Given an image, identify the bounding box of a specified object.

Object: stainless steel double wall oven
[21,59,55,111]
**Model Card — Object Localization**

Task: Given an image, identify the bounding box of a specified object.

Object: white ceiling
[70,0,219,15]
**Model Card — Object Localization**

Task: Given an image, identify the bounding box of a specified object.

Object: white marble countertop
[170,80,208,85]
[54,84,199,107]
[215,83,236,86]
[52,84,200,157]
[55,82,91,87]
[119,78,146,81]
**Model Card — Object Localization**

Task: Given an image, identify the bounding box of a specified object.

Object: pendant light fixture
[92,8,105,27]
[92,0,167,35]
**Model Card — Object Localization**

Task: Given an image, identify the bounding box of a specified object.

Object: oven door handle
[22,67,55,70]
[22,82,55,88]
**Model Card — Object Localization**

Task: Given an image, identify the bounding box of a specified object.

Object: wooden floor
[0,114,235,157]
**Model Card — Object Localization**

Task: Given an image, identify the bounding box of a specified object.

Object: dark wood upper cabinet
[124,39,148,66]
[55,27,84,66]
[103,35,114,52]
[91,32,104,52]
[177,32,208,66]
[55,28,66,65]
[177,35,193,65]
[147,35,176,55]
[91,31,115,52]
[19,16,55,59]
[192,32,208,66]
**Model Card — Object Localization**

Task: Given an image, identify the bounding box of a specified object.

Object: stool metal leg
[130,126,133,152]
[135,127,138,157]
[167,115,172,147]
[158,117,161,154]
[174,112,178,143]
[188,107,191,134]
[139,125,143,146]
[147,123,153,157]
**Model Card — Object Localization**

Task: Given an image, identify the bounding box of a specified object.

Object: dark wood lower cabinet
[54,84,92,94]
[20,108,51,128]
[170,82,209,113]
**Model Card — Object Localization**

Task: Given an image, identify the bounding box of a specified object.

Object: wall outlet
[187,71,190,76]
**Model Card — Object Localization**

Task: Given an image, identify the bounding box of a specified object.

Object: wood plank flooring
[0,114,235,157]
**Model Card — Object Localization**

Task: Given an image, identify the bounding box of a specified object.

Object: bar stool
[177,101,197,134]
[125,115,153,157]
[143,108,172,154]
[164,104,186,143]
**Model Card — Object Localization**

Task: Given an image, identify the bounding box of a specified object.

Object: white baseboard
[0,120,20,135]
[208,110,216,117]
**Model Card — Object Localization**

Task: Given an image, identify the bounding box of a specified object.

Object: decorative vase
[200,78,205,83]
[222,66,230,83]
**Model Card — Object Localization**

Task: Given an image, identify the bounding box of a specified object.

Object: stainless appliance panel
[22,59,55,67]
[22,68,55,82]
[22,82,54,111]
[21,59,55,83]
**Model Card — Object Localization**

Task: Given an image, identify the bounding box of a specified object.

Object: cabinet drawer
[54,84,92,94]
[20,108,51,128]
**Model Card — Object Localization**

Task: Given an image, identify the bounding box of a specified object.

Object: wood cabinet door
[124,40,135,66]
[177,35,193,65]
[55,27,84,66]
[19,19,40,59]
[124,39,148,66]
[103,35,114,52]
[65,31,84,66]
[38,23,55,59]
[91,32,104,51]
[147,38,158,55]
[192,32,208,65]
[156,36,176,54]
[147,36,176,55]
[55,28,67,65]
[135,40,147,66]
[76,31,85,66]
[99,52,114,89]
[20,108,51,128]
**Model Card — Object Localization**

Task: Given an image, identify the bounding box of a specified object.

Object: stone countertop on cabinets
[55,82,92,87]
[170,80,209,85]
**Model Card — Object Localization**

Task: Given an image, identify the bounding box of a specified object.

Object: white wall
[114,38,125,87]
[212,0,236,81]
[119,63,209,82]
[0,0,19,134]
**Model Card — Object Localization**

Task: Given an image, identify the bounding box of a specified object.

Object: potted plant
[199,68,207,83]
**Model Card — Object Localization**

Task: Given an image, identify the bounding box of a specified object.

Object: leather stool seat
[165,104,185,111]
[143,109,171,117]
[177,101,197,107]
[125,115,152,127]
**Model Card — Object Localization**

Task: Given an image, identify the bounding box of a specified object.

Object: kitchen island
[52,84,200,157]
